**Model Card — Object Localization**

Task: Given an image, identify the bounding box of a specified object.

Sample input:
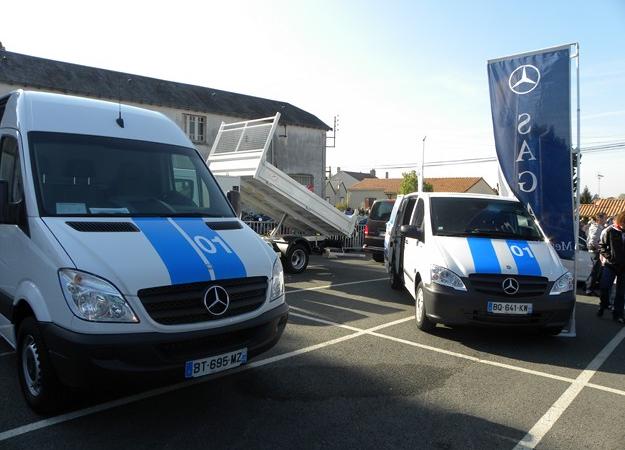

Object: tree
[580,186,593,204]
[398,170,433,195]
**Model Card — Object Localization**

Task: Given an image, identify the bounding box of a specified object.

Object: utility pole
[418,136,426,192]
[597,173,604,198]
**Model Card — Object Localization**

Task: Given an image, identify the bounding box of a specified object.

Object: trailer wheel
[282,243,309,274]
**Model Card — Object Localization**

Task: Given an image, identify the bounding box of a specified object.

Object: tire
[372,253,385,263]
[17,317,67,414]
[415,282,435,332]
[282,243,309,274]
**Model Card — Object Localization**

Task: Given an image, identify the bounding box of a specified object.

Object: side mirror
[0,180,8,223]
[227,190,241,217]
[400,224,423,241]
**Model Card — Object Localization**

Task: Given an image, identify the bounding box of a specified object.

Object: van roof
[0,90,191,148]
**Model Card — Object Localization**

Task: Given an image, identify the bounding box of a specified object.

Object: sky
[3,0,625,196]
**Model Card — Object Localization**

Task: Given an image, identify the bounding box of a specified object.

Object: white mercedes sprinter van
[385,193,574,333]
[0,90,288,412]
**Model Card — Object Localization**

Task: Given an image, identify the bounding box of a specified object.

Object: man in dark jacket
[598,211,625,323]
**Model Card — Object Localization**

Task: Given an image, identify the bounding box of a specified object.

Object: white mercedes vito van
[0,90,288,412]
[385,193,574,334]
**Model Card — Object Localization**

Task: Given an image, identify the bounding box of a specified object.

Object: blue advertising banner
[488,46,574,260]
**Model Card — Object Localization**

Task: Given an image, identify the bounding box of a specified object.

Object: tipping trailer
[207,113,357,273]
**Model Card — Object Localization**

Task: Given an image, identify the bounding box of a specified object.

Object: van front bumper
[423,283,574,328]
[41,303,289,388]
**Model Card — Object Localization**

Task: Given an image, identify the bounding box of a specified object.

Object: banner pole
[560,43,580,338]
[419,136,426,193]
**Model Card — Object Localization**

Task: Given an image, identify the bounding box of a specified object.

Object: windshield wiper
[163,212,226,218]
[464,229,541,240]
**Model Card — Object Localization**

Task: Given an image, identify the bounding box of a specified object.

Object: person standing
[598,211,625,323]
[585,212,607,295]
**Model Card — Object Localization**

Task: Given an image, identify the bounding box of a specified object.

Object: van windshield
[28,132,234,218]
[430,197,543,241]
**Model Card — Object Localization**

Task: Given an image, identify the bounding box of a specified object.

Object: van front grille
[137,277,267,325]
[468,274,549,298]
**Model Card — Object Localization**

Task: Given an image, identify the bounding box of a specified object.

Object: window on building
[184,114,206,143]
[289,173,314,190]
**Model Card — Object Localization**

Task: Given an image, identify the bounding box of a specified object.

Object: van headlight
[59,269,138,322]
[550,272,574,295]
[270,258,285,301]
[431,265,467,291]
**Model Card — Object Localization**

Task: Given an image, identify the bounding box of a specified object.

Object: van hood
[43,217,275,295]
[432,236,567,281]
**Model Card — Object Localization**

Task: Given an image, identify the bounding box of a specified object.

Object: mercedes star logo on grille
[204,285,230,316]
[502,278,520,295]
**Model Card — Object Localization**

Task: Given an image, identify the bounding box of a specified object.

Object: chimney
[385,172,389,179]
[370,169,376,177]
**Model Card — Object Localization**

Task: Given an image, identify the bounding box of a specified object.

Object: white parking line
[286,277,388,294]
[513,327,625,450]
[290,310,575,384]
[291,308,625,398]
[0,314,412,442]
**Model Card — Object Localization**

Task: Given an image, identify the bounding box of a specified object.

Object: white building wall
[348,189,388,210]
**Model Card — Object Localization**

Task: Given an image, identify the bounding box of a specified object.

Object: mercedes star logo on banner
[502,278,520,295]
[508,65,541,94]
[204,285,230,316]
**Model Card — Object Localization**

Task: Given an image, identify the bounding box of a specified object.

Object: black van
[363,199,395,262]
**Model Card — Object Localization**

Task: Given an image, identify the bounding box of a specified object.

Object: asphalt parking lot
[0,256,624,449]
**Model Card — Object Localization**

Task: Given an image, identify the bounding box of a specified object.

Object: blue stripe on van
[133,218,212,285]
[466,237,501,274]
[172,218,246,280]
[505,240,542,276]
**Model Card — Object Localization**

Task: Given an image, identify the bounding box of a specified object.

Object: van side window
[0,136,23,203]
[401,198,416,226]
[412,198,424,228]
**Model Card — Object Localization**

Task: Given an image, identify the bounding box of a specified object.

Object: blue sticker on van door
[133,218,246,284]
[467,237,501,274]
[505,240,542,276]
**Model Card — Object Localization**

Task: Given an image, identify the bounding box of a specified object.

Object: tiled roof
[349,178,403,194]
[580,199,625,218]
[0,50,330,130]
[348,177,489,194]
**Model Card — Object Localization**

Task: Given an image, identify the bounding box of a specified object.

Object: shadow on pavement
[423,301,625,377]
[3,352,529,450]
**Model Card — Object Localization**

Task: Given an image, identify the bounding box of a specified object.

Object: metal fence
[244,221,366,252]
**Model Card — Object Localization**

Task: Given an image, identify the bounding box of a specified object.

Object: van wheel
[415,283,435,332]
[17,317,66,414]
[282,244,309,274]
